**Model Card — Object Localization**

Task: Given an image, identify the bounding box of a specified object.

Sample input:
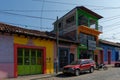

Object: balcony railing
[98,25,103,32]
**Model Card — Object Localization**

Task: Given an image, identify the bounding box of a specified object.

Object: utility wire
[40,0,45,30]
[33,0,120,9]
[1,6,120,12]
[0,9,69,12]
[33,0,78,5]
[100,15,120,23]
[0,11,55,20]
[102,20,120,28]
[93,7,120,10]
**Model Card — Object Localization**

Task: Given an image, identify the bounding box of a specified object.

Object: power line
[40,0,45,30]
[33,0,78,5]
[0,9,69,12]
[102,20,120,28]
[100,15,120,23]
[33,0,120,10]
[0,11,55,20]
[93,7,120,10]
[1,7,120,13]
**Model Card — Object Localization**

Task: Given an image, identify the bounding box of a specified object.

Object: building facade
[0,23,78,77]
[0,23,55,77]
[53,6,103,61]
[99,40,120,64]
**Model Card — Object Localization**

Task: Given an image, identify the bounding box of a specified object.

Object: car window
[70,60,81,65]
[81,60,89,64]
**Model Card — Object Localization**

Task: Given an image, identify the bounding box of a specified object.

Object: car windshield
[70,60,81,65]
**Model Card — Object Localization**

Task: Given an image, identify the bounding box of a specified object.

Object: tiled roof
[0,22,47,36]
[0,22,78,44]
[99,39,120,47]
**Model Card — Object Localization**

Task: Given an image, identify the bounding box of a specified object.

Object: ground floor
[94,48,120,65]
[0,34,55,78]
[77,45,94,60]
[54,45,77,72]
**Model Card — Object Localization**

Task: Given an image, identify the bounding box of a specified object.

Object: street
[37,67,120,80]
[6,67,120,80]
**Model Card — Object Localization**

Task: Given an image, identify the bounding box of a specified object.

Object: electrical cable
[0,11,55,20]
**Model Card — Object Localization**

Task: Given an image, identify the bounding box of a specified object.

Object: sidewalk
[5,73,56,80]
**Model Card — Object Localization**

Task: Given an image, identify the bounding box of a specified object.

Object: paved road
[6,67,120,80]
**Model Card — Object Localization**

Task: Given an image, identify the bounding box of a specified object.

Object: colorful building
[0,22,78,77]
[53,6,103,61]
[0,23,55,77]
[99,40,120,64]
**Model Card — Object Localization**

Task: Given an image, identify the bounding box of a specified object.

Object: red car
[114,60,120,67]
[63,59,95,76]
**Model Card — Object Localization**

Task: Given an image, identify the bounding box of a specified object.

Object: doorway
[59,48,69,71]
[17,48,43,75]
[108,51,111,64]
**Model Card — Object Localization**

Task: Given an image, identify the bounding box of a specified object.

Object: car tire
[89,67,94,73]
[75,69,79,76]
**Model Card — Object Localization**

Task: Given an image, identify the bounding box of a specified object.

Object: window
[79,33,96,44]
[24,49,30,65]
[78,15,88,26]
[66,16,75,24]
[31,49,36,65]
[17,48,43,65]
[81,60,89,64]
[79,33,87,46]
[58,22,63,30]
[17,48,23,65]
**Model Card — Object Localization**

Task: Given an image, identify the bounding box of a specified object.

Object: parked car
[114,60,120,67]
[62,59,95,76]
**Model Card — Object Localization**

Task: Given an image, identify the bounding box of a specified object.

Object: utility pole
[56,16,59,74]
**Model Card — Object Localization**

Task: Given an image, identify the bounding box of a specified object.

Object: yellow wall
[14,35,54,74]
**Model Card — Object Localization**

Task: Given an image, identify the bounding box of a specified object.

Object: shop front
[13,35,54,77]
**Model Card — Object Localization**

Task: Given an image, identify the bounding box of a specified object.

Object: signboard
[87,40,96,50]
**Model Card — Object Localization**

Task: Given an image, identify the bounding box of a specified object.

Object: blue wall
[100,43,119,62]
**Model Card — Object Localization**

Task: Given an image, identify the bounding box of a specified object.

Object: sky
[0,0,120,42]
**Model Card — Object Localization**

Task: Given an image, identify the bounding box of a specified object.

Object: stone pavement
[5,64,114,80]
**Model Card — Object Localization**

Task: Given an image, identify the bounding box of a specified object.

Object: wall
[100,44,118,64]
[0,34,14,77]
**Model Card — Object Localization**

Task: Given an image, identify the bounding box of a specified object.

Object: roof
[53,6,103,24]
[99,39,120,47]
[77,6,103,19]
[0,22,79,44]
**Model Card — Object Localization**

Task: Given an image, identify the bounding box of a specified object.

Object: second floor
[53,6,103,35]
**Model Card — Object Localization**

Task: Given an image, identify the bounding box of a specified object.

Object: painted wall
[14,35,54,74]
[0,34,14,77]
[100,44,119,64]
